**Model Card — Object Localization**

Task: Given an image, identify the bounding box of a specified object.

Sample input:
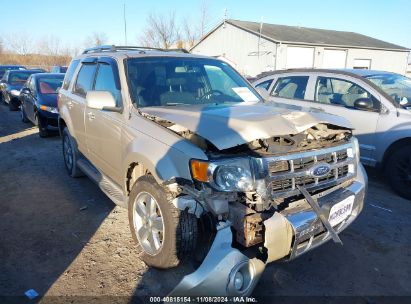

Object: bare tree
[6,32,34,55]
[198,0,210,38]
[37,35,61,56]
[139,12,180,49]
[183,19,197,49]
[84,32,109,47]
[181,0,210,49]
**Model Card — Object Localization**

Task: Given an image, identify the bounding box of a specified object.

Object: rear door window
[73,63,97,97]
[62,60,80,90]
[271,76,309,99]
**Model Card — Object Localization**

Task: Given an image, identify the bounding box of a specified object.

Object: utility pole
[123,2,128,45]
[258,17,263,58]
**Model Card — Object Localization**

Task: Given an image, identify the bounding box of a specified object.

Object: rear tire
[128,175,198,269]
[386,145,411,200]
[62,127,83,177]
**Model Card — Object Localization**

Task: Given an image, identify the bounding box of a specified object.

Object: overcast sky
[1,0,410,53]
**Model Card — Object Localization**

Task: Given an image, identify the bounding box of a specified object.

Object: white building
[191,19,410,77]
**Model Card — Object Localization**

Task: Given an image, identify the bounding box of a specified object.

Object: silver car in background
[253,69,411,199]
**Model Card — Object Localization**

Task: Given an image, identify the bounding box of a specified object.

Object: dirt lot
[0,102,410,302]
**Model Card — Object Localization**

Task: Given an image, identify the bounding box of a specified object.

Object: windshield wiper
[165,102,191,106]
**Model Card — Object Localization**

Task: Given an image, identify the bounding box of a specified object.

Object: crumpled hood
[142,102,353,150]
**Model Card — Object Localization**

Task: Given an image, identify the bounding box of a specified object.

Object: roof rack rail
[82,45,189,54]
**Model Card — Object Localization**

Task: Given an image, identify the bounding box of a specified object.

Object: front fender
[122,128,207,192]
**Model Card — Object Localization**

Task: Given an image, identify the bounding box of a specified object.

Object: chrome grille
[260,142,356,199]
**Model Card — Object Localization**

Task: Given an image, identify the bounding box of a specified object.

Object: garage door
[286,47,314,69]
[323,49,347,68]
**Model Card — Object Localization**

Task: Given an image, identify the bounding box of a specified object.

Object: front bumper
[38,110,59,128]
[170,164,367,296]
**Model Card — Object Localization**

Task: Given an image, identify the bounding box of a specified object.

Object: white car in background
[253,69,411,199]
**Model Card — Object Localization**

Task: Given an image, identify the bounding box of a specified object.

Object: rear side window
[255,79,273,91]
[271,76,309,99]
[62,60,80,90]
[73,63,97,97]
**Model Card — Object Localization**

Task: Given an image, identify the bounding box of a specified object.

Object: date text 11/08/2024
[149,296,258,302]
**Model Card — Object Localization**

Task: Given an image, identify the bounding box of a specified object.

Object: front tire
[128,175,198,268]
[386,145,411,200]
[62,127,83,177]
[20,106,29,123]
[38,120,49,138]
[9,97,19,111]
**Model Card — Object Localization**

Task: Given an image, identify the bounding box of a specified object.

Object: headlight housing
[191,158,255,192]
[40,105,59,114]
[10,89,20,96]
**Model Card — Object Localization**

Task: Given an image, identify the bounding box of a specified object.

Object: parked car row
[0,65,67,137]
[252,69,411,199]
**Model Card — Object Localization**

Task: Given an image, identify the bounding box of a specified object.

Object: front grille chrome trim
[253,142,356,199]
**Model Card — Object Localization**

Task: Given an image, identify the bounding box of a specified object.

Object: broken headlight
[191,158,255,192]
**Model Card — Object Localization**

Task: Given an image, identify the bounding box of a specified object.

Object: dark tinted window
[94,63,121,105]
[255,79,273,90]
[9,72,33,85]
[38,77,64,94]
[73,63,96,97]
[62,60,80,90]
[272,76,309,99]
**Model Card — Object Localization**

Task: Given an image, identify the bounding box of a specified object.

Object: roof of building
[195,19,409,51]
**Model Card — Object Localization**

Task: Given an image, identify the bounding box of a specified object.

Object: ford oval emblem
[310,163,331,177]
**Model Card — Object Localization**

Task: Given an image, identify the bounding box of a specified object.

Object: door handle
[67,101,73,109]
[87,112,95,120]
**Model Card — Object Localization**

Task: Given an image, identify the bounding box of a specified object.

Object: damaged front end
[142,106,366,296]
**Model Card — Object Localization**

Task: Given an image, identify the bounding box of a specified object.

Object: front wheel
[386,145,411,200]
[20,106,29,123]
[128,175,198,268]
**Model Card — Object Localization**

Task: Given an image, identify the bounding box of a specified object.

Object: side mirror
[255,87,270,101]
[354,98,374,110]
[86,91,122,112]
[21,88,31,95]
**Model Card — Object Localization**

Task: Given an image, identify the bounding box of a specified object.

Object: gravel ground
[0,102,410,302]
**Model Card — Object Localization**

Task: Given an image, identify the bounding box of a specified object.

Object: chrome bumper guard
[169,165,367,296]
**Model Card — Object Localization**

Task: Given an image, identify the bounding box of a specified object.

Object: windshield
[366,73,411,107]
[38,77,63,94]
[126,57,261,107]
[9,72,32,85]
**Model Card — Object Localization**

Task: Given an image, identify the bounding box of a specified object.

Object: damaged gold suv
[58,45,367,296]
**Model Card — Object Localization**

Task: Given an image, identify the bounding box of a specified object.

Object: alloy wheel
[133,192,165,255]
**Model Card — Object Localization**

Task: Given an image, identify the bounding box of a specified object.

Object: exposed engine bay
[144,111,354,249]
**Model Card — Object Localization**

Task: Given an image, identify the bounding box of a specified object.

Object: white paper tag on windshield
[232,87,259,102]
